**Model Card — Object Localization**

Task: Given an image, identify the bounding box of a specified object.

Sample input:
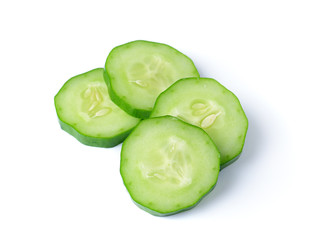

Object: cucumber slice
[104,40,200,118]
[151,77,248,168]
[120,116,220,216]
[54,68,140,147]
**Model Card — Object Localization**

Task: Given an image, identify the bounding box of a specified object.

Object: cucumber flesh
[104,40,200,118]
[151,77,248,168]
[120,116,220,216]
[54,68,140,147]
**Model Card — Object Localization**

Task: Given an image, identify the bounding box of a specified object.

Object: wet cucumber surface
[151,77,248,168]
[54,68,140,147]
[120,116,220,216]
[104,40,199,118]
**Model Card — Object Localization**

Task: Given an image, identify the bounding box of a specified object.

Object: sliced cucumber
[120,116,220,216]
[104,40,200,118]
[54,68,140,147]
[151,77,248,168]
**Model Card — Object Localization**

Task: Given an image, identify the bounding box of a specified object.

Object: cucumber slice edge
[132,183,218,216]
[56,117,135,148]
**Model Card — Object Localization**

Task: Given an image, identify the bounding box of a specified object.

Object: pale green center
[80,83,112,121]
[173,99,223,129]
[127,55,174,93]
[139,136,192,187]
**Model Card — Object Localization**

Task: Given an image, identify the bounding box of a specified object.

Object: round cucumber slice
[104,40,200,118]
[151,77,248,168]
[54,68,140,147]
[120,116,220,216]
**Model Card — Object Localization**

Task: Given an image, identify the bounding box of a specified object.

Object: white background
[1,0,316,239]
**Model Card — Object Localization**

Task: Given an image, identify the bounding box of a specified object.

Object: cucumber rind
[131,184,217,217]
[220,153,241,170]
[104,40,200,119]
[57,118,135,148]
[120,116,220,216]
[150,77,248,168]
[54,68,140,148]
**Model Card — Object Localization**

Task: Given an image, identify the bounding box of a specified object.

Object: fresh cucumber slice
[120,116,220,216]
[104,40,200,118]
[151,77,248,168]
[54,68,140,147]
